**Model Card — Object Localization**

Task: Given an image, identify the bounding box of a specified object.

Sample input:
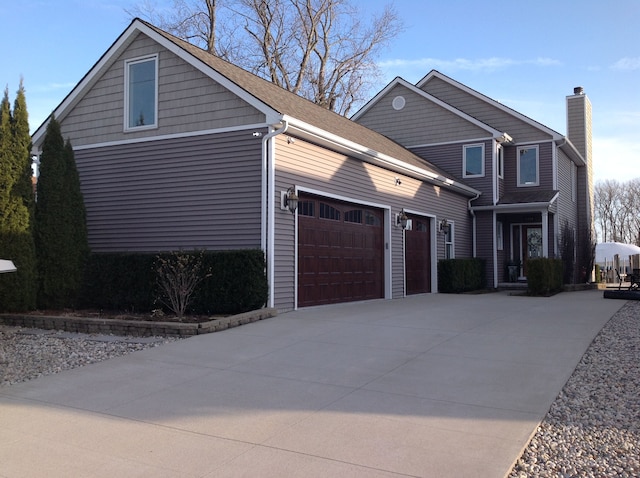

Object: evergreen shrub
[438,258,486,293]
[81,249,267,315]
[526,258,563,295]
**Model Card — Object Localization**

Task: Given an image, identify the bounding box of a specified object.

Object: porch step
[497,282,528,290]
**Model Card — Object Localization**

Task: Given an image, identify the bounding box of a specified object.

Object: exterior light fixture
[283,186,299,214]
[397,210,408,229]
[440,218,450,234]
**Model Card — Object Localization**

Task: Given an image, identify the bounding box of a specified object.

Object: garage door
[298,194,384,307]
[405,215,431,295]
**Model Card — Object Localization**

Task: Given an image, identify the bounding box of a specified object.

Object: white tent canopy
[0,259,17,273]
[595,242,640,265]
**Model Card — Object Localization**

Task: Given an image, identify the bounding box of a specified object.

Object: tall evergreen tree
[34,116,89,308]
[0,82,37,311]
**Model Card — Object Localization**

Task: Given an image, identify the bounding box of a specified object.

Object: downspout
[262,120,289,308]
[467,192,481,258]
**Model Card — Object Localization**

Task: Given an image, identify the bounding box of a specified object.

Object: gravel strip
[0,326,181,387]
[509,300,640,477]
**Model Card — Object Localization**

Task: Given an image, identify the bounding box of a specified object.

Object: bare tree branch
[126,0,403,115]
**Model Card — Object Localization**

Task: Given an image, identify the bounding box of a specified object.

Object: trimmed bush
[438,258,486,293]
[526,258,563,295]
[81,249,268,315]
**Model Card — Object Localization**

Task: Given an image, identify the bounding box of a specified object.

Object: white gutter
[262,119,289,308]
[467,192,481,258]
[282,115,481,198]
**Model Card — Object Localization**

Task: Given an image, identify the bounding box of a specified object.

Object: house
[30,19,481,311]
[352,71,593,287]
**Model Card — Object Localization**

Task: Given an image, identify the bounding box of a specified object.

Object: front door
[522,225,543,276]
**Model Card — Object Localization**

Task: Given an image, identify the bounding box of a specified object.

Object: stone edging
[0,308,278,337]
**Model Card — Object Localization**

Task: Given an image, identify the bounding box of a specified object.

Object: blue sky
[2,0,639,183]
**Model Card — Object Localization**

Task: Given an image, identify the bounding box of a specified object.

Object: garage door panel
[298,194,384,307]
[405,217,431,295]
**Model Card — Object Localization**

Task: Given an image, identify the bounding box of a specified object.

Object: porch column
[542,210,549,257]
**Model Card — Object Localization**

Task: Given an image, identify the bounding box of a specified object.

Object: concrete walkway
[0,290,625,477]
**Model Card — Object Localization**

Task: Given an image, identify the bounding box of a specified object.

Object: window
[517,146,539,186]
[125,55,158,130]
[344,209,363,224]
[298,200,315,217]
[463,144,484,178]
[497,145,504,179]
[319,203,340,221]
[496,221,503,250]
[364,210,381,226]
[445,223,454,259]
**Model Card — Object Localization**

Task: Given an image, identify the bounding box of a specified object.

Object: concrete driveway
[0,290,625,477]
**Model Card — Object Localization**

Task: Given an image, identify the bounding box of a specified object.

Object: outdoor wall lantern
[282,186,299,214]
[397,210,408,229]
[440,218,450,234]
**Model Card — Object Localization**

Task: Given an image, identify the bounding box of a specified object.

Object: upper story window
[497,145,504,179]
[463,144,484,178]
[125,55,158,131]
[517,145,539,187]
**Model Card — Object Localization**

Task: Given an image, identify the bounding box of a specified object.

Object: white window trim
[497,145,504,179]
[124,54,159,132]
[445,221,455,259]
[517,145,539,187]
[463,143,485,178]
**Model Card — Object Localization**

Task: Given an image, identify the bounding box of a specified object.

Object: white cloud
[378,56,561,73]
[611,57,640,71]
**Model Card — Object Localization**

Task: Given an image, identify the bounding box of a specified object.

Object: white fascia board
[471,197,559,213]
[352,77,505,140]
[133,22,282,123]
[418,70,563,141]
[31,19,282,149]
[283,115,481,197]
[557,138,587,166]
[350,76,403,120]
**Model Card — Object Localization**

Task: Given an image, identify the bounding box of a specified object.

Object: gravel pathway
[1,300,638,477]
[509,299,639,477]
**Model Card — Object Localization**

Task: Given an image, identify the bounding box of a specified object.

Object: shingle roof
[499,190,559,205]
[142,20,462,187]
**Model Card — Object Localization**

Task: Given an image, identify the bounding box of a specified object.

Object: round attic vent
[392,95,406,110]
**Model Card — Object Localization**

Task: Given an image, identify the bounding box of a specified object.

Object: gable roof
[417,70,564,141]
[352,77,512,144]
[32,19,480,197]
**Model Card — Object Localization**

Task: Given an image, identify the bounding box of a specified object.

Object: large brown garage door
[298,194,384,307]
[405,215,431,295]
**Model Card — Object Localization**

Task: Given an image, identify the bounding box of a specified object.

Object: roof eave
[31,18,282,151]
[284,115,481,197]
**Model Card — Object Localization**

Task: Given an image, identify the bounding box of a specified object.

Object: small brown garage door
[405,215,431,295]
[298,194,384,307]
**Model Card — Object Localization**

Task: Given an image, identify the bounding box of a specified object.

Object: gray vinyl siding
[60,33,265,148]
[354,84,489,146]
[555,149,578,236]
[474,210,494,285]
[567,94,593,235]
[502,141,554,194]
[74,130,264,252]
[411,140,494,206]
[272,135,472,310]
[421,76,554,143]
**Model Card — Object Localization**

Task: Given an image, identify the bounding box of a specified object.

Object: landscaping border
[0,308,278,337]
